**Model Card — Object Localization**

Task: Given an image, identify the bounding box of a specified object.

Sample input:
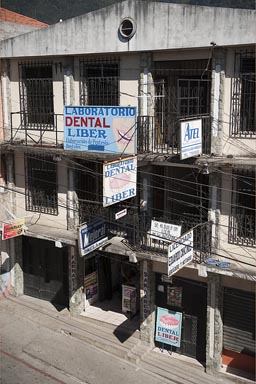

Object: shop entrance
[23,237,69,307]
[156,275,207,363]
[83,253,140,329]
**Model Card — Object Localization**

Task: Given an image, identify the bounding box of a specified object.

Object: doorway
[23,237,69,307]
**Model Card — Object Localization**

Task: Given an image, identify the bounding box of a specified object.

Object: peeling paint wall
[0,1,255,58]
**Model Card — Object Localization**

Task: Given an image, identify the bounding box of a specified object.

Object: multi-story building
[0,7,48,298]
[0,0,255,378]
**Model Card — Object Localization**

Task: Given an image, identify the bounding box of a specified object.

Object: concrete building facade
[0,0,255,378]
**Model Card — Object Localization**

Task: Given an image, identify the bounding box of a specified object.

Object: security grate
[230,50,255,137]
[25,153,58,215]
[228,169,255,247]
[79,58,120,106]
[19,62,54,130]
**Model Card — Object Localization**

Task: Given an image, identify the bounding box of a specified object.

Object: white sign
[168,230,193,276]
[180,119,202,160]
[149,220,181,242]
[103,156,137,207]
[115,209,127,220]
[79,220,108,257]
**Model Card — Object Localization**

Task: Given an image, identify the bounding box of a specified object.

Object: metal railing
[10,112,64,147]
[78,199,212,263]
[137,115,211,155]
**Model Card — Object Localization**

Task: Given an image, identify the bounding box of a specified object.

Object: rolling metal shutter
[223,287,255,355]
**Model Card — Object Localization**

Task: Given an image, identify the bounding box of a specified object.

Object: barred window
[19,62,54,130]
[230,50,255,137]
[79,58,120,106]
[25,153,58,215]
[229,169,255,247]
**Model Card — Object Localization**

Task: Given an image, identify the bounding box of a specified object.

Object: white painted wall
[0,1,255,58]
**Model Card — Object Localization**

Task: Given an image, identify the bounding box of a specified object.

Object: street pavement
[0,295,253,384]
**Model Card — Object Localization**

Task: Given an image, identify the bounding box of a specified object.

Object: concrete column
[1,59,11,142]
[69,245,84,316]
[208,172,221,253]
[63,64,74,106]
[210,48,225,156]
[140,260,155,346]
[67,166,79,230]
[206,273,223,373]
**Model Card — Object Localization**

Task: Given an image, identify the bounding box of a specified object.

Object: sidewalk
[1,295,255,384]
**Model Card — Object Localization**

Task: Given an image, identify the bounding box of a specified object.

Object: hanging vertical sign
[103,156,137,207]
[180,119,202,160]
[168,230,193,276]
[155,307,183,347]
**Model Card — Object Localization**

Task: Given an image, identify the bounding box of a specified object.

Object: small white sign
[149,220,181,242]
[168,230,193,276]
[180,119,202,160]
[115,209,127,220]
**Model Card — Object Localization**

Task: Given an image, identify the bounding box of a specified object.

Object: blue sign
[155,307,182,347]
[64,106,137,154]
[79,219,108,256]
[180,119,202,160]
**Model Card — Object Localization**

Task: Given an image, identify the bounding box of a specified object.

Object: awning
[100,236,138,263]
[24,224,77,246]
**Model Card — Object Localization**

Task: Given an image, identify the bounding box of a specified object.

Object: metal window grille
[25,153,58,215]
[19,62,54,130]
[153,60,211,150]
[230,50,255,137]
[229,169,255,247]
[79,58,120,106]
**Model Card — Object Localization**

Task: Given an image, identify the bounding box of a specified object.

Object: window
[80,58,119,106]
[19,62,54,129]
[230,50,255,137]
[229,169,255,247]
[119,18,136,39]
[25,153,58,215]
[153,60,211,152]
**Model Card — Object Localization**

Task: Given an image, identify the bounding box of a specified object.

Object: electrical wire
[1,184,255,269]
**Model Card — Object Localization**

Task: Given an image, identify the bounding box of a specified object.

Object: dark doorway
[155,274,207,363]
[23,237,69,307]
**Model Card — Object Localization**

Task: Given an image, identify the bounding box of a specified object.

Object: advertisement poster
[167,286,183,308]
[122,285,137,314]
[84,272,98,300]
[103,156,137,207]
[180,119,202,160]
[64,106,137,154]
[155,307,183,347]
[79,219,108,257]
[2,220,25,240]
[168,230,193,276]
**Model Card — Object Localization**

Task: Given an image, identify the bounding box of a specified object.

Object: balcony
[10,112,64,147]
[10,112,212,157]
[137,115,211,155]
[77,199,212,263]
